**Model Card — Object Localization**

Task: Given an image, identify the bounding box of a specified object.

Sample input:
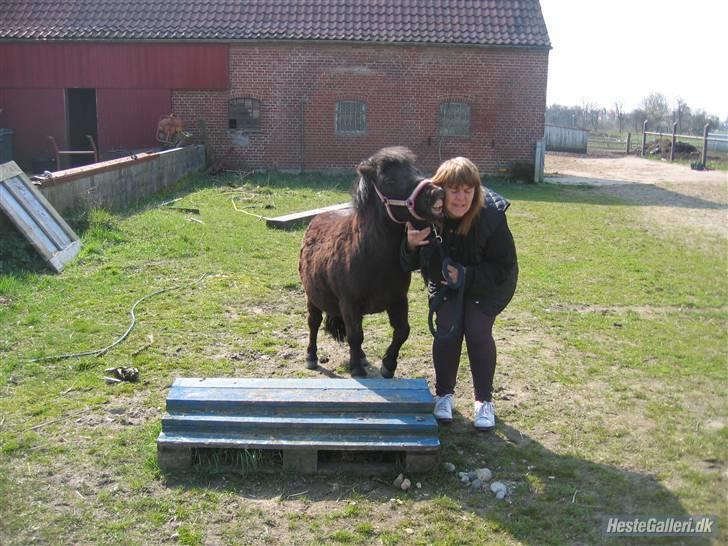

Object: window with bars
[229,98,261,130]
[439,101,471,137]
[335,101,367,134]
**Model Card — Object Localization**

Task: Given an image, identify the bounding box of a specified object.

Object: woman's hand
[405,222,431,252]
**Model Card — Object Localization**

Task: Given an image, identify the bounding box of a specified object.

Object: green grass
[662,157,728,171]
[0,170,725,544]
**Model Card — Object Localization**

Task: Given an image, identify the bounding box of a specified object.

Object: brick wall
[173,42,548,176]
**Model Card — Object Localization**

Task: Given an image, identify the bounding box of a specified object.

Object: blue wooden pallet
[157,378,440,473]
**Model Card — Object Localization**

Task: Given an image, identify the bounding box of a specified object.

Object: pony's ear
[357,158,377,182]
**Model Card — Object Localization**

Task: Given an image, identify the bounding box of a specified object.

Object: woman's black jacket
[400,188,518,317]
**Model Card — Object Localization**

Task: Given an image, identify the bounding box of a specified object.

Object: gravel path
[544,154,728,241]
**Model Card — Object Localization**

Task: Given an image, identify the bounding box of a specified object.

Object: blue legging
[433,298,497,402]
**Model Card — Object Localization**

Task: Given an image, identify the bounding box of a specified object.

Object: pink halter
[371,178,432,224]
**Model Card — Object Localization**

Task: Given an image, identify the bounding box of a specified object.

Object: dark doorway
[66,88,98,167]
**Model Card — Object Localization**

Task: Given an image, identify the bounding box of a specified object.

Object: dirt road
[544,154,728,241]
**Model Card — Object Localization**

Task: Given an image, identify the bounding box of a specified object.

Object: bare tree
[673,97,690,134]
[641,92,670,131]
[631,108,646,132]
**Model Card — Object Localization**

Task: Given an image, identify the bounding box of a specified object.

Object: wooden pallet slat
[162,412,438,433]
[172,377,428,390]
[157,432,440,451]
[166,387,433,415]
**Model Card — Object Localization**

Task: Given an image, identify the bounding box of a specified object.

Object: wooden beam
[266,202,351,229]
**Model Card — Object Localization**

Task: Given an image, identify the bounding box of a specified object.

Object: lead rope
[427,226,466,340]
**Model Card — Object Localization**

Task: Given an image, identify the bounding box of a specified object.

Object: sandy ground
[544,154,728,241]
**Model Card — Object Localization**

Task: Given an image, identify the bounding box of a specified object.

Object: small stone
[400,479,411,491]
[416,482,422,489]
[404,528,414,535]
[442,462,456,473]
[470,479,483,490]
[475,468,493,482]
[457,472,468,479]
[460,475,471,484]
[495,490,507,500]
[467,470,478,480]
[490,481,508,497]
[393,473,404,488]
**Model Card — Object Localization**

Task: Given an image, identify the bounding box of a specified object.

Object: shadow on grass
[516,175,726,210]
[0,169,358,275]
[0,223,55,276]
[159,418,705,545]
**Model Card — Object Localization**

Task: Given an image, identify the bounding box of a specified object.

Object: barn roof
[0,0,551,48]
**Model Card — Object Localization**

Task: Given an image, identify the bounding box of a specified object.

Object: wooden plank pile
[157,377,439,474]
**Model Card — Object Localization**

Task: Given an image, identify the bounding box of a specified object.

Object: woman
[401,157,518,430]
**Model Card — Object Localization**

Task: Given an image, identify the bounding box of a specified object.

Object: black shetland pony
[299,147,444,377]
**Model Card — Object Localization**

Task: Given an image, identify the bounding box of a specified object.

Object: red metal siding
[96,89,172,152]
[0,88,66,166]
[0,43,228,89]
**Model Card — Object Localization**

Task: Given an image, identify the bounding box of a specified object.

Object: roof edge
[0,37,552,50]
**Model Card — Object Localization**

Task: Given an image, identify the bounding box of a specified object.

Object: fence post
[533,138,545,183]
[670,122,677,162]
[641,120,647,156]
[702,123,710,168]
[626,132,631,153]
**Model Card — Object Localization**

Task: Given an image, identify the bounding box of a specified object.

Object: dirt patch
[544,302,728,320]
[544,154,728,242]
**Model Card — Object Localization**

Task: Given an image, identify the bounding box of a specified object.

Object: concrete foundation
[36,145,205,214]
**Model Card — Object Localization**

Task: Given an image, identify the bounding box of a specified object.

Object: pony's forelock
[353,147,417,213]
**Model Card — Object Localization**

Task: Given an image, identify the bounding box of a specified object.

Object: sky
[539,0,728,119]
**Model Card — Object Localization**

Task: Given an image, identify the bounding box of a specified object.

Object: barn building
[0,0,550,176]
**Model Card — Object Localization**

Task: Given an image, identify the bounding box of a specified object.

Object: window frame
[228,97,261,131]
[439,101,471,137]
[335,100,367,135]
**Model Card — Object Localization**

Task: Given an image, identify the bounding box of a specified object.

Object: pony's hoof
[306,358,319,370]
[350,366,367,378]
[380,363,396,379]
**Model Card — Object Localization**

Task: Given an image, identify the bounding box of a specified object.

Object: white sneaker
[474,401,495,430]
[434,394,454,423]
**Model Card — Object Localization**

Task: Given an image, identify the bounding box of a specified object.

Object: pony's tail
[324,315,347,342]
